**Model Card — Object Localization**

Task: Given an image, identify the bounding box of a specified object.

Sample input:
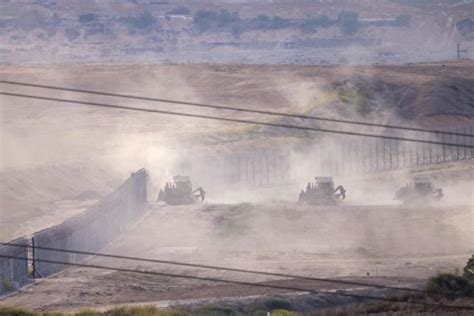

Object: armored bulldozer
[394,176,443,205]
[157,175,206,205]
[298,177,346,205]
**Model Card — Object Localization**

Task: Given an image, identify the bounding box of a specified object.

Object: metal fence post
[456,127,460,161]
[32,237,37,279]
[471,125,474,159]
[463,126,467,160]
[442,130,447,162]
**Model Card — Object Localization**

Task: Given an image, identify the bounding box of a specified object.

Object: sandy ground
[1,202,472,312]
[0,62,473,313]
[1,62,474,243]
[0,161,123,241]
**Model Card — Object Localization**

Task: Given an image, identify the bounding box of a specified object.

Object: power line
[0,254,472,311]
[0,242,427,295]
[1,92,473,148]
[0,80,471,137]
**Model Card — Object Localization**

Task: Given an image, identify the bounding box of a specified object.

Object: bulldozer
[298,177,346,205]
[394,176,443,205]
[157,175,206,205]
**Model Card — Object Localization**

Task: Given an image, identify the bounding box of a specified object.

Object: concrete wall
[0,237,29,292]
[33,169,148,277]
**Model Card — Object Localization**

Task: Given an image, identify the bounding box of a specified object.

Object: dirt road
[1,202,472,312]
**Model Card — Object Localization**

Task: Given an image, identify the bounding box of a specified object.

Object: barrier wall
[0,237,29,292]
[33,169,148,277]
[203,124,474,187]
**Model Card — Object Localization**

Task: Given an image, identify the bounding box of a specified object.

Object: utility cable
[1,92,472,148]
[0,254,472,311]
[0,80,471,137]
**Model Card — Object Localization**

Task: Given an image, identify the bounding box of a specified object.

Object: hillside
[1,61,473,241]
[0,0,473,64]
[2,61,474,169]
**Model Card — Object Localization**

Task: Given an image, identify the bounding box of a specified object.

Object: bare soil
[1,202,471,312]
[0,62,473,313]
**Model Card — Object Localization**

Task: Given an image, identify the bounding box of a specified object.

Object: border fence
[312,124,474,176]
[0,237,29,292]
[197,123,474,187]
[1,169,148,292]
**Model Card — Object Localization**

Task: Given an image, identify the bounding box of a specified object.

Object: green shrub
[190,305,239,316]
[463,255,474,280]
[0,306,35,316]
[78,13,96,23]
[3,279,14,291]
[247,311,268,316]
[263,298,292,311]
[270,310,299,316]
[338,11,359,35]
[0,306,60,316]
[338,89,370,116]
[105,305,181,316]
[425,273,474,298]
[77,308,101,316]
[193,10,240,33]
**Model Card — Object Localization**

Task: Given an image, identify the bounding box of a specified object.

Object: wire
[0,80,471,137]
[0,254,472,311]
[1,92,473,148]
[0,242,427,295]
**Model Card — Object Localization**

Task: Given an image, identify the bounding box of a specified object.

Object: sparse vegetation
[299,15,332,33]
[118,12,159,34]
[104,305,181,316]
[0,306,61,316]
[192,9,406,37]
[243,298,296,315]
[166,7,190,16]
[425,257,474,298]
[389,0,467,8]
[425,255,474,298]
[248,15,291,31]
[338,11,360,36]
[0,306,181,316]
[78,13,96,23]
[269,311,299,316]
[3,279,14,291]
[190,305,238,316]
[193,10,240,34]
[425,273,473,298]
[338,89,370,116]
[76,308,101,316]
[463,255,474,280]
[262,298,292,311]
[0,305,300,316]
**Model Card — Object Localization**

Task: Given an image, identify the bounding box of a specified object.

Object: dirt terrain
[1,62,473,313]
[1,61,474,241]
[0,161,122,241]
[1,202,472,312]
[2,61,473,165]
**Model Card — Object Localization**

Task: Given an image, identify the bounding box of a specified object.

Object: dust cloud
[1,63,472,280]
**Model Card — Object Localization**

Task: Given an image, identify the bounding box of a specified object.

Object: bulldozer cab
[172,175,192,195]
[413,176,434,194]
[315,177,335,193]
